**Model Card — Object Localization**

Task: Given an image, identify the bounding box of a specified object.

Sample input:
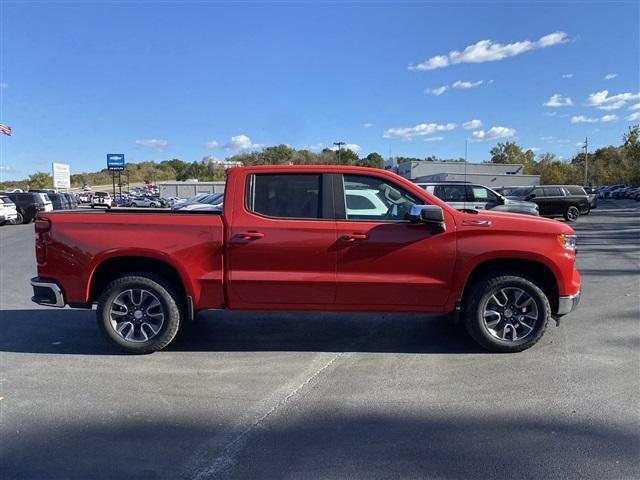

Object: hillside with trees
[2,126,638,191]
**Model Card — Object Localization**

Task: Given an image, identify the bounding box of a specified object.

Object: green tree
[360,152,384,169]
[490,142,536,174]
[28,172,52,189]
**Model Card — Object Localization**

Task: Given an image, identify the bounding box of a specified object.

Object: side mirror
[526,193,536,200]
[408,205,446,232]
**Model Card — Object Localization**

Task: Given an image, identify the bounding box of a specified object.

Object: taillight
[35,219,51,264]
[35,218,51,234]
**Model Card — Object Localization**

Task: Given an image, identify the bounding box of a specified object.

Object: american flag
[0,124,11,136]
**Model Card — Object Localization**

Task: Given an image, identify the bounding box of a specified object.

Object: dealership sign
[52,162,71,189]
[107,153,125,171]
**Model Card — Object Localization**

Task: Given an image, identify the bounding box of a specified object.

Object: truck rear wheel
[96,273,182,353]
[463,273,550,353]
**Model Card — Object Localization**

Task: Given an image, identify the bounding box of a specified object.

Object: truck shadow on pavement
[0,308,484,355]
[2,412,638,479]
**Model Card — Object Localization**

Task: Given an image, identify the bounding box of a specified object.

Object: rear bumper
[31,277,65,307]
[557,290,581,316]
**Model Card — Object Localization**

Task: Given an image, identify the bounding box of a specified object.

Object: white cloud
[383,122,456,139]
[424,136,444,142]
[586,90,640,110]
[544,94,573,107]
[541,136,554,141]
[576,142,585,147]
[426,85,449,96]
[224,134,259,150]
[452,80,484,89]
[625,111,640,122]
[426,80,485,96]
[527,147,540,152]
[604,73,618,80]
[135,138,168,149]
[561,73,574,79]
[463,119,483,129]
[0,165,16,172]
[363,122,374,128]
[409,31,568,71]
[471,126,516,141]
[628,103,640,111]
[570,114,618,124]
[544,111,558,116]
[330,143,361,153]
[205,140,219,149]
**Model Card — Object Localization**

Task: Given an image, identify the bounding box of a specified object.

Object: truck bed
[36,209,225,310]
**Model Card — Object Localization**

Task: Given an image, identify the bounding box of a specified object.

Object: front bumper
[31,277,65,307]
[557,290,581,316]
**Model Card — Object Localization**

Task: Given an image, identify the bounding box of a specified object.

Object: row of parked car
[0,190,82,225]
[596,185,640,200]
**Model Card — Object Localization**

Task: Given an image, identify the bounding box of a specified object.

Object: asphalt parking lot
[1,200,638,480]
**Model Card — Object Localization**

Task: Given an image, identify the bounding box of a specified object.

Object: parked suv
[507,185,590,222]
[418,183,539,216]
[4,192,48,224]
[0,195,19,224]
[91,191,112,209]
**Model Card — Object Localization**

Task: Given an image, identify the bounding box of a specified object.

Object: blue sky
[1,1,639,180]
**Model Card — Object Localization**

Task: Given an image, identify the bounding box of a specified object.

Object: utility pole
[583,137,589,186]
[333,141,345,164]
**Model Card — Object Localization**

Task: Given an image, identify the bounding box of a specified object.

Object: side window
[343,174,419,221]
[533,187,545,197]
[468,186,499,203]
[247,174,321,219]
[543,187,563,197]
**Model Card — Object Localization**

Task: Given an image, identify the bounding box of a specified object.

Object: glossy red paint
[34,165,580,315]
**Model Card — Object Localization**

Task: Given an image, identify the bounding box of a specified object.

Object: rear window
[565,186,586,195]
[94,192,109,197]
[247,174,321,219]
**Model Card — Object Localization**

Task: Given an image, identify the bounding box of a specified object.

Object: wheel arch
[88,256,190,308]
[460,258,559,314]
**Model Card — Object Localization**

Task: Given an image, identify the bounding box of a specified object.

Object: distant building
[158,181,225,199]
[398,161,540,188]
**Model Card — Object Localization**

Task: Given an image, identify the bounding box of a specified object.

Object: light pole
[333,141,345,164]
[583,137,589,186]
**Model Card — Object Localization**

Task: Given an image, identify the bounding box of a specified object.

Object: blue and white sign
[107,153,125,171]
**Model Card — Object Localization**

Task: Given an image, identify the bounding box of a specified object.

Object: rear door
[226,173,338,306]
[334,173,456,308]
[542,187,564,216]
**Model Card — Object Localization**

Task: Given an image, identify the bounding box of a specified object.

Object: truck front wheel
[463,273,550,353]
[96,273,182,353]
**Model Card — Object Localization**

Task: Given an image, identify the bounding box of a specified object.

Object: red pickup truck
[31,165,581,353]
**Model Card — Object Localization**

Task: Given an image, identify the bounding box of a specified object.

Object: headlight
[558,234,577,250]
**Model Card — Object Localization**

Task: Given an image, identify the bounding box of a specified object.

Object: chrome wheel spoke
[109,288,165,343]
[482,286,539,343]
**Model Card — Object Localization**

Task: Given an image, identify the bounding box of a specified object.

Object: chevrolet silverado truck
[30,165,581,353]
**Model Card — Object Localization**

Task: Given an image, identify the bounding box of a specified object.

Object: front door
[226,173,337,307]
[335,173,457,308]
